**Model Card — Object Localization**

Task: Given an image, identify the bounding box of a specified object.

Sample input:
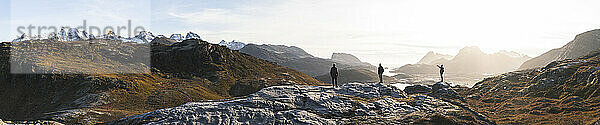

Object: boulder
[432,82,450,90]
[404,85,432,94]
[431,82,460,99]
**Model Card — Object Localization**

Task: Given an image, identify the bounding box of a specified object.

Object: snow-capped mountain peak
[134,31,156,43]
[185,32,202,40]
[88,33,96,39]
[58,27,89,41]
[102,30,118,40]
[218,40,246,50]
[10,30,204,43]
[12,34,30,42]
[169,34,183,42]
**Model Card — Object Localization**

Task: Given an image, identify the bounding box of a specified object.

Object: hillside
[0,39,321,124]
[460,49,600,124]
[240,44,376,76]
[519,29,600,70]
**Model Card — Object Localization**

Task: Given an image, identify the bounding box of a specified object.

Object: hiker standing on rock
[378,63,384,83]
[330,64,338,87]
[437,64,444,82]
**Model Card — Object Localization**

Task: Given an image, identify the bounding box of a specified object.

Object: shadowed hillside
[0,39,321,124]
[519,29,600,70]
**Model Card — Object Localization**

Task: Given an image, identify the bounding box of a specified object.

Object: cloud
[168,8,243,24]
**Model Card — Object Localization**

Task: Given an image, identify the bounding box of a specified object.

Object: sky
[1,0,600,67]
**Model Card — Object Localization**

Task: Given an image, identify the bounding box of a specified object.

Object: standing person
[378,63,384,83]
[330,64,338,87]
[437,64,445,82]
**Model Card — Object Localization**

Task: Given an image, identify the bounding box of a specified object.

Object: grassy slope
[459,50,600,124]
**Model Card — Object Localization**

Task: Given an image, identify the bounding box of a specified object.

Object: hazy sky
[2,0,600,67]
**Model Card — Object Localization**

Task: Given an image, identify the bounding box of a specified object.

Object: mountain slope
[239,44,376,76]
[0,39,321,124]
[519,29,600,70]
[460,49,600,124]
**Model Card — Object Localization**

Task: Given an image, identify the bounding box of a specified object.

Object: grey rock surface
[404,85,432,95]
[114,83,493,124]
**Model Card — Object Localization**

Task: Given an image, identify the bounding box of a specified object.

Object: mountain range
[11,28,203,43]
[394,46,531,74]
[239,44,377,77]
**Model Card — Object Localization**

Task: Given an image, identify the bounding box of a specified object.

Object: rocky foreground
[114,83,493,124]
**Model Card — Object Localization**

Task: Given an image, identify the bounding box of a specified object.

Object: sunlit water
[390,83,412,90]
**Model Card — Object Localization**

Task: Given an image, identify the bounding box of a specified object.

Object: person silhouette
[330,64,338,87]
[437,64,445,82]
[378,63,384,83]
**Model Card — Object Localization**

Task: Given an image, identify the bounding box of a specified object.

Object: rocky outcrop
[461,49,600,124]
[519,29,600,70]
[404,82,461,99]
[114,83,493,124]
[404,85,432,95]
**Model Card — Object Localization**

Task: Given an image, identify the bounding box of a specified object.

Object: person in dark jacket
[437,64,445,82]
[330,64,338,87]
[378,63,384,83]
